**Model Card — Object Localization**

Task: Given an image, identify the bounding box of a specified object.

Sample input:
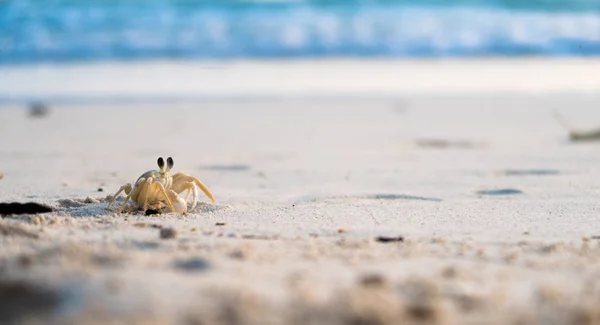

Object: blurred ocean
[1,0,600,64]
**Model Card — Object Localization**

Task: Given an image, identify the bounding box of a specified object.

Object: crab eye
[157,157,165,169]
[167,157,174,169]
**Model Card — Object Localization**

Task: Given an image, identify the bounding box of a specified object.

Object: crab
[107,157,215,214]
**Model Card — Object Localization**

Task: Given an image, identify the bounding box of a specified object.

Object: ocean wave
[1,1,599,63]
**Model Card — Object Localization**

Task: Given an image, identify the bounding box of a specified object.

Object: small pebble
[241,234,274,240]
[174,257,210,272]
[0,173,3,180]
[160,228,178,239]
[83,197,97,204]
[17,255,34,268]
[338,228,346,233]
[359,273,388,288]
[215,222,226,226]
[97,188,104,192]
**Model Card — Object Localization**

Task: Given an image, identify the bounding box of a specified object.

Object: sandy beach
[2,59,600,324]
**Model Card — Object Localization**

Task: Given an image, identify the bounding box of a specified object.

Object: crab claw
[167,189,188,214]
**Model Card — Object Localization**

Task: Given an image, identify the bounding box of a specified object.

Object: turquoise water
[1,0,600,64]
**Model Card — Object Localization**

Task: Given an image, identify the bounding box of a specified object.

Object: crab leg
[120,180,145,212]
[107,183,133,209]
[139,179,153,212]
[171,172,215,203]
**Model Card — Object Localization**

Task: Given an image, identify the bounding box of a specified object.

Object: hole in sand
[368,194,442,202]
[0,202,53,216]
[502,169,560,176]
[414,138,484,149]
[199,164,252,172]
[476,189,523,196]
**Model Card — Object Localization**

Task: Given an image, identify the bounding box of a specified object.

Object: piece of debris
[553,110,600,142]
[0,173,3,180]
[97,188,104,192]
[338,228,346,233]
[160,227,178,239]
[215,222,226,226]
[568,129,600,142]
[28,102,50,118]
[375,236,404,243]
[0,202,53,217]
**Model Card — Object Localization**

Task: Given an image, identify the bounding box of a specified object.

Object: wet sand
[2,60,600,324]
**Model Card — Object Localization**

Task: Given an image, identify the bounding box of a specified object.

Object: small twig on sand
[553,110,600,142]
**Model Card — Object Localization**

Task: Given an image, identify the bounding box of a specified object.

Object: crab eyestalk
[166,157,174,172]
[157,157,165,170]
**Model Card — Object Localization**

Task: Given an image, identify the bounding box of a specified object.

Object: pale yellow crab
[107,157,215,214]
